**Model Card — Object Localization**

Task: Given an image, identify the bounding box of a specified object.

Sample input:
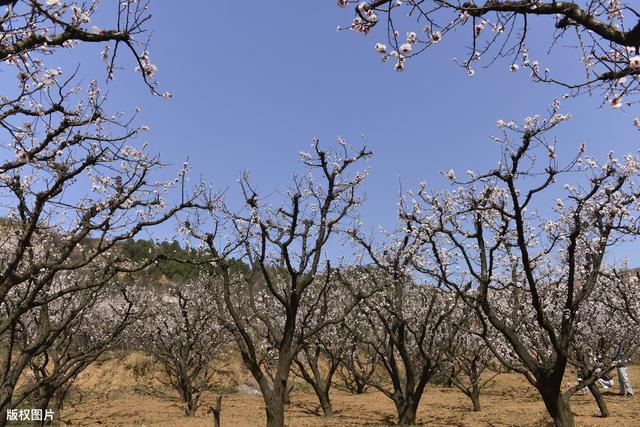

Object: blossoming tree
[340,230,459,425]
[339,1,640,115]
[291,275,355,417]
[0,1,197,423]
[191,140,370,427]
[441,302,501,412]
[131,280,230,417]
[400,108,640,426]
[567,277,639,417]
[15,268,140,418]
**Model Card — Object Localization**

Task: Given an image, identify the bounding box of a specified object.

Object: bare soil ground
[59,354,640,426]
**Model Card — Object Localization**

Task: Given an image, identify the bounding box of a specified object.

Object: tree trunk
[263,372,291,427]
[444,367,455,388]
[317,388,333,417]
[36,395,53,426]
[209,396,222,427]
[297,357,335,417]
[283,382,292,405]
[395,397,418,426]
[54,381,73,412]
[185,392,196,416]
[541,393,574,427]
[0,391,10,427]
[587,383,609,418]
[265,394,285,427]
[470,388,481,412]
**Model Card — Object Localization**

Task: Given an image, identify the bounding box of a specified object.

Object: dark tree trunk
[395,395,418,426]
[0,400,7,427]
[36,396,53,426]
[470,388,481,412]
[209,396,222,427]
[34,382,59,426]
[317,388,333,417]
[541,392,574,427]
[262,370,291,427]
[339,364,370,394]
[265,394,286,427]
[444,367,455,388]
[185,392,196,416]
[54,381,73,412]
[245,348,293,427]
[283,382,292,405]
[587,383,609,418]
[295,354,337,418]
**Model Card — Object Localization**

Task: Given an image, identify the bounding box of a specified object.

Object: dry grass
[58,354,640,426]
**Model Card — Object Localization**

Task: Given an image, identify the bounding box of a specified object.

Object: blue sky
[145,2,639,263]
[5,2,640,264]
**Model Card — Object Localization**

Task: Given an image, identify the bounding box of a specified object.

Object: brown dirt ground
[59,354,640,427]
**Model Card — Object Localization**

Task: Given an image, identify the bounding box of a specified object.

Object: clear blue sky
[11,2,640,264]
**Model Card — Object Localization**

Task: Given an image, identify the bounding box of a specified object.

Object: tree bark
[265,394,286,427]
[395,396,418,426]
[0,376,18,427]
[210,396,222,427]
[444,367,455,388]
[341,367,368,394]
[283,382,292,405]
[295,355,337,417]
[587,383,609,418]
[185,392,196,416]
[541,393,574,427]
[470,388,481,412]
[36,395,53,426]
[54,381,72,412]
[317,388,333,417]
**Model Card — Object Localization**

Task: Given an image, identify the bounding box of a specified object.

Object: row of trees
[0,2,638,427]
[122,114,639,427]
[5,93,639,426]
